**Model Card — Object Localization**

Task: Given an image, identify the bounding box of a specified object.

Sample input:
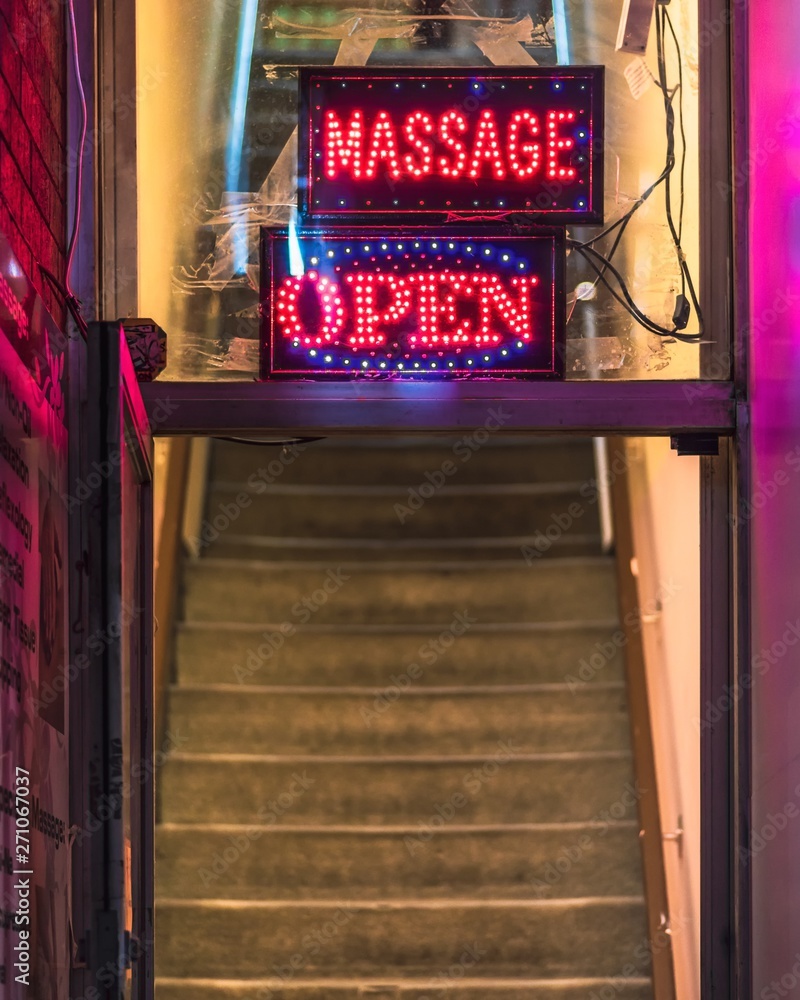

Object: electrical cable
[38,0,90,340]
[65,0,87,299]
[566,4,703,340]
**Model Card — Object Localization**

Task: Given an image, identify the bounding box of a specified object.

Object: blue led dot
[414,362,420,368]
[345,247,352,254]
[473,83,480,90]
[379,362,387,369]
[431,242,438,249]
[448,362,455,368]
[327,250,335,258]
[554,81,562,90]
[309,350,317,357]
[397,243,404,250]
[310,257,319,265]
[397,363,404,370]
[483,248,491,256]
[363,244,370,252]
[362,361,369,368]
[324,355,332,363]
[517,340,524,348]
[381,243,388,250]
[484,355,490,362]
[502,254,510,262]
[467,359,473,365]
[518,262,526,269]
[430,362,437,368]
[501,349,508,356]
[466,246,473,253]
[344,359,350,365]
[448,242,455,249]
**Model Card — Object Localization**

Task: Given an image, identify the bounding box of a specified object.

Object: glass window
[137,0,722,381]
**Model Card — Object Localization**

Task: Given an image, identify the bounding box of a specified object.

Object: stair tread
[156,976,653,987]
[158,896,646,909]
[169,682,625,695]
[168,750,631,764]
[158,820,638,833]
[211,481,588,496]
[178,618,620,633]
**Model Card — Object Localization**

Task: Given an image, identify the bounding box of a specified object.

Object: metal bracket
[670,432,720,456]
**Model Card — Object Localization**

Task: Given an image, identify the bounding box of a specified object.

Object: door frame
[138,383,747,1000]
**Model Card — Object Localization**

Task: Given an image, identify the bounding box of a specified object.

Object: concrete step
[174,622,625,688]
[203,483,600,542]
[154,898,650,980]
[166,685,630,755]
[155,979,653,1000]
[204,533,601,563]
[180,559,619,626]
[158,753,638,826]
[155,822,643,901]
[210,437,598,487]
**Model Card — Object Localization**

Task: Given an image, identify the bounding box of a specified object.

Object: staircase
[155,435,653,1000]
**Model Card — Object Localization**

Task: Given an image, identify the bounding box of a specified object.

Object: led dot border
[298,67,604,223]
[260,228,565,379]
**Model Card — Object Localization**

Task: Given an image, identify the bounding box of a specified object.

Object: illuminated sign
[298,67,603,223]
[260,228,565,378]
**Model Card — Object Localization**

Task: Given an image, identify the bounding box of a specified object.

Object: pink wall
[749,3,800,996]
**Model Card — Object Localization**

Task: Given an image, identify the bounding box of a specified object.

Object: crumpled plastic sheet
[182,10,546,292]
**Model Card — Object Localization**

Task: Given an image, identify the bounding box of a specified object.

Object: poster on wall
[0,235,70,997]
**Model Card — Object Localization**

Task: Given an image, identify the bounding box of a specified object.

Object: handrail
[153,438,192,755]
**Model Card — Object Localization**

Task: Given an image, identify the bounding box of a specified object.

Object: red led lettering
[320,107,580,185]
[508,111,541,179]
[344,272,412,345]
[402,112,436,177]
[547,110,576,180]
[277,269,537,349]
[276,272,345,346]
[467,110,506,180]
[438,111,469,178]
[364,112,402,180]
[324,110,364,179]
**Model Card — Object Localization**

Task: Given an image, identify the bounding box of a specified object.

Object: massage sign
[260,67,604,378]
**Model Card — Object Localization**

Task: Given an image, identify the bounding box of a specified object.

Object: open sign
[260,228,565,379]
[298,67,603,223]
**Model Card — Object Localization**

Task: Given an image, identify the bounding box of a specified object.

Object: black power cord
[567,4,704,341]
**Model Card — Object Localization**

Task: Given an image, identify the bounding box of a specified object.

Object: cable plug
[672,294,691,330]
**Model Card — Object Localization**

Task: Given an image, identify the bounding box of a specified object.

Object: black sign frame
[259,226,566,380]
[297,66,604,225]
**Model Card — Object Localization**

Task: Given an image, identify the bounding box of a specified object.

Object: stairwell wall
[626,437,702,1000]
